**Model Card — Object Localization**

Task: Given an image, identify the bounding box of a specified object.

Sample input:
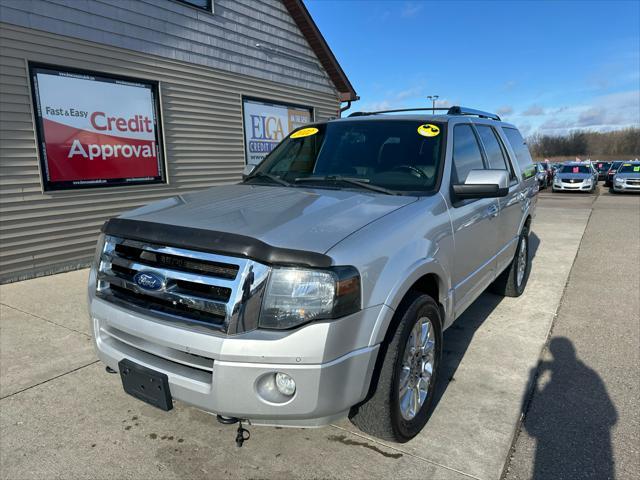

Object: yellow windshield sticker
[417,124,440,137]
[290,127,319,139]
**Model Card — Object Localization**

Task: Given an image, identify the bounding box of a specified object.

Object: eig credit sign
[242,97,313,166]
[29,64,166,191]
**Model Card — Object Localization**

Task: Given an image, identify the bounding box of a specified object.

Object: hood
[615,171,640,179]
[120,184,418,254]
[556,172,591,180]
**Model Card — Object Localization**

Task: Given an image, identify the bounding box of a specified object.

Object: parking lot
[1,187,638,480]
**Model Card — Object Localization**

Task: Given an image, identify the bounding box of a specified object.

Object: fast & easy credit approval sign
[30,65,165,190]
[243,98,313,166]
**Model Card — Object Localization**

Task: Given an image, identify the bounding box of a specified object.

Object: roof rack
[347,105,501,121]
[447,106,501,121]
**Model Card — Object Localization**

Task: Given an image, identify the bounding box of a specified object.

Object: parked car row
[535,160,639,194]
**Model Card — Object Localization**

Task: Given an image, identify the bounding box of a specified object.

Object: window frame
[450,123,489,184]
[473,123,518,186]
[448,122,492,207]
[28,62,167,192]
[173,0,213,13]
[502,126,536,181]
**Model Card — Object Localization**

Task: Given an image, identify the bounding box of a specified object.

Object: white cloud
[536,90,640,135]
[502,80,517,92]
[522,104,546,116]
[401,2,423,18]
[496,106,514,116]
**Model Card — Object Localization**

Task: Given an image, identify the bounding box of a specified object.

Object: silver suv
[88,106,537,443]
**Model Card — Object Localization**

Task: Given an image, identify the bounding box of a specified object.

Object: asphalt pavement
[504,187,640,480]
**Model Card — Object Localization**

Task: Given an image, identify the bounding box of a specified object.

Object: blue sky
[305,0,640,136]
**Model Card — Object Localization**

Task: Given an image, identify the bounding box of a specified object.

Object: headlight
[258,266,361,329]
[583,178,592,184]
[554,177,562,184]
[615,177,625,183]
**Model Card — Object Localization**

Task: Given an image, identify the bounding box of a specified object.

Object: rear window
[503,127,536,179]
[559,165,590,174]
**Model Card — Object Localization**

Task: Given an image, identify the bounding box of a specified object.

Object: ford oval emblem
[133,271,165,291]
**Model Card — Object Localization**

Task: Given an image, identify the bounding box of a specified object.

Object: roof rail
[347,105,501,121]
[447,106,501,121]
[348,107,449,117]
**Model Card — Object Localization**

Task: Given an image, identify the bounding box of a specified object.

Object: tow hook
[217,415,250,447]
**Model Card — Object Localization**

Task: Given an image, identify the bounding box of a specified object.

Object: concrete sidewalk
[0,199,590,480]
[505,191,640,480]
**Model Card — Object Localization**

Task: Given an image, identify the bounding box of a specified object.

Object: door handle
[487,204,499,218]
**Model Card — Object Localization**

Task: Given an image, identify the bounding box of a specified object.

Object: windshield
[610,161,623,170]
[596,162,611,171]
[618,164,640,173]
[247,120,444,194]
[559,165,590,174]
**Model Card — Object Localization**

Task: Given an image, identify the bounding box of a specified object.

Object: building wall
[0,0,335,95]
[0,20,341,283]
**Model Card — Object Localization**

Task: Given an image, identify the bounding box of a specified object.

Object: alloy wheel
[398,316,436,421]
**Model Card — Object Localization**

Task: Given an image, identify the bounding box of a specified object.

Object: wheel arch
[356,274,446,413]
[371,263,450,348]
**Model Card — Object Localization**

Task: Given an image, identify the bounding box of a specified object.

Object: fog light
[275,372,296,396]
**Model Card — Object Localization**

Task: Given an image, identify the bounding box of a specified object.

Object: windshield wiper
[244,172,293,187]
[294,176,397,195]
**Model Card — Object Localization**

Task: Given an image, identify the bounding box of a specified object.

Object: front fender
[368,259,452,345]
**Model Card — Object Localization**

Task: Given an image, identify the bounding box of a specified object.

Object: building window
[29,64,166,191]
[174,0,213,12]
[242,97,314,166]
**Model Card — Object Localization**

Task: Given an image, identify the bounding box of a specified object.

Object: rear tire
[349,293,442,442]
[491,226,531,297]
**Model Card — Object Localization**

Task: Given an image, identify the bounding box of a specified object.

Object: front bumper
[613,182,640,192]
[552,181,592,191]
[90,293,385,427]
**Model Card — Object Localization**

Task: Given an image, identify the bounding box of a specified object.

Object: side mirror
[452,169,509,199]
[242,164,256,179]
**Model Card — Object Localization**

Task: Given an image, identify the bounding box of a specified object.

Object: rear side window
[475,125,515,180]
[452,125,485,183]
[503,127,536,179]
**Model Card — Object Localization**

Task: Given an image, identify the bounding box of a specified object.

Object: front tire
[349,293,442,442]
[491,226,531,297]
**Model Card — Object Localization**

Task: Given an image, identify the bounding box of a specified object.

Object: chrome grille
[626,179,640,185]
[96,235,271,333]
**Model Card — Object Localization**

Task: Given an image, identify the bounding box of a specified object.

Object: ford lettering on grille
[133,271,165,291]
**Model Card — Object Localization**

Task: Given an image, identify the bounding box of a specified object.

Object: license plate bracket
[118,359,173,411]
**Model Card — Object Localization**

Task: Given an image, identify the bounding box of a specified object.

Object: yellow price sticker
[417,124,440,137]
[290,127,319,139]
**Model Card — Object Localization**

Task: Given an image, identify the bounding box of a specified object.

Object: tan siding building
[0,0,356,282]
